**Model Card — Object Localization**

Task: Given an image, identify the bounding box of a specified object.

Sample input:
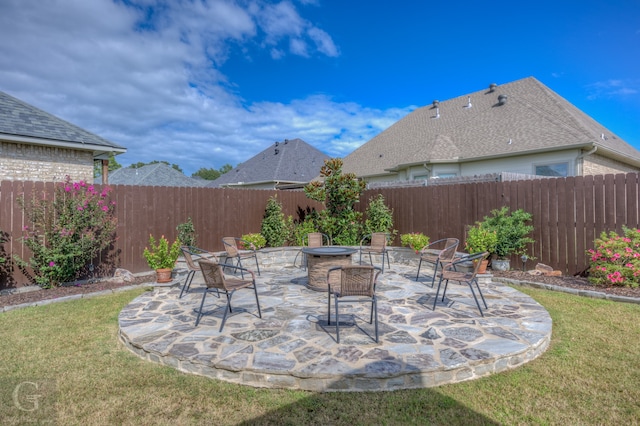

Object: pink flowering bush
[587,227,640,288]
[16,177,117,288]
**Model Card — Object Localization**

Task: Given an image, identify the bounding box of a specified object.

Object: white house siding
[0,141,93,182]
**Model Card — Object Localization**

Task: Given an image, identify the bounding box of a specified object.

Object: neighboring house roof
[106,163,209,187]
[0,90,126,158]
[342,77,640,178]
[209,138,330,188]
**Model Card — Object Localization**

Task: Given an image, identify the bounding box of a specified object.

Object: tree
[304,158,366,245]
[93,153,122,177]
[191,164,233,180]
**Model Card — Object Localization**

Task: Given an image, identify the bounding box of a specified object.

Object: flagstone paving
[118,264,551,392]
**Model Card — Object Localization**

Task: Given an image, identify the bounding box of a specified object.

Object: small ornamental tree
[176,217,197,247]
[261,195,287,247]
[16,177,117,288]
[364,194,397,240]
[304,158,366,245]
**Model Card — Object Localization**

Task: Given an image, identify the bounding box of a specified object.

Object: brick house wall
[0,141,93,182]
[583,153,640,176]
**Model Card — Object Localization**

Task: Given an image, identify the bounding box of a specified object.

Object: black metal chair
[359,232,391,272]
[432,252,489,316]
[222,237,260,278]
[327,265,382,343]
[415,238,460,286]
[195,259,262,331]
[179,246,218,298]
[293,232,331,269]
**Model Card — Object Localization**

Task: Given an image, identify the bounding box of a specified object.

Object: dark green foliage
[191,164,233,180]
[176,217,197,247]
[364,194,397,240]
[480,206,534,258]
[304,158,366,245]
[93,153,122,178]
[129,160,183,173]
[261,196,287,247]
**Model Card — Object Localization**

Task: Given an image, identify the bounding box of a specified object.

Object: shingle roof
[106,163,208,187]
[0,90,125,153]
[208,138,329,187]
[342,77,640,177]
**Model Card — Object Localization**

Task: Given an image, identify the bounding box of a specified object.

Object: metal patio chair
[194,259,262,331]
[415,238,460,286]
[432,252,489,316]
[179,246,218,298]
[293,232,332,269]
[359,232,391,272]
[222,237,260,278]
[327,265,382,343]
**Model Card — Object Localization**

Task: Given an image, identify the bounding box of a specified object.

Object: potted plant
[400,232,430,253]
[143,234,182,283]
[464,226,498,273]
[481,207,534,271]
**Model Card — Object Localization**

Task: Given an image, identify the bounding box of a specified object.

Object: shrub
[480,207,534,258]
[16,177,117,288]
[587,227,640,287]
[176,217,197,247]
[364,194,397,240]
[288,216,317,246]
[261,196,287,247]
[400,233,430,252]
[143,235,181,270]
[304,158,366,245]
[241,233,266,250]
[464,226,498,254]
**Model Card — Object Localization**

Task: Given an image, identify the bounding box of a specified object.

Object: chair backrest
[337,265,379,297]
[181,246,199,271]
[369,233,388,250]
[466,252,490,278]
[307,232,325,247]
[439,238,460,262]
[198,259,227,290]
[222,237,239,257]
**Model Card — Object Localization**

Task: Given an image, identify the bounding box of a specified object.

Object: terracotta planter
[474,259,489,274]
[155,268,173,283]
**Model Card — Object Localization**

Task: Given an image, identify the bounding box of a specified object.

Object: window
[535,163,568,177]
[436,173,457,178]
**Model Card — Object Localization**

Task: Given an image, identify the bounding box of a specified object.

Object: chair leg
[219,290,235,332]
[252,283,262,319]
[179,270,195,298]
[373,296,378,343]
[467,281,485,317]
[429,262,440,288]
[432,276,445,311]
[475,279,488,309]
[327,288,332,325]
[385,251,390,270]
[416,258,423,281]
[195,289,209,326]
[253,254,261,276]
[334,295,340,343]
[442,279,450,301]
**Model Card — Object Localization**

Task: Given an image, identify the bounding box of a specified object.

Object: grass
[0,287,639,425]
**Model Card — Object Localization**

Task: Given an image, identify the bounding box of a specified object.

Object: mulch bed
[2,269,639,309]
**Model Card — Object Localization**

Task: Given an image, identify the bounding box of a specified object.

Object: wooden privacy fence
[1,172,639,288]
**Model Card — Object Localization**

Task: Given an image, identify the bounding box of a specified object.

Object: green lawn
[1,287,638,425]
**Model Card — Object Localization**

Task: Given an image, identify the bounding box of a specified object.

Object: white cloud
[586,79,639,100]
[0,0,400,175]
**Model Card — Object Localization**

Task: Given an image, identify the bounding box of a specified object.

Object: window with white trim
[535,162,568,177]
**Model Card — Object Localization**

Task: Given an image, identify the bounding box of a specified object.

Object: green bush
[176,217,197,247]
[464,226,498,254]
[587,227,640,287]
[364,194,397,240]
[480,206,534,258]
[304,158,366,245]
[143,235,182,270]
[16,177,117,288]
[260,196,287,247]
[288,216,317,246]
[400,233,430,252]
[241,233,266,250]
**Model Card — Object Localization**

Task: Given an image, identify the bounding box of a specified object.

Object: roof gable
[209,138,329,187]
[343,77,640,177]
[0,91,125,153]
[107,163,208,187]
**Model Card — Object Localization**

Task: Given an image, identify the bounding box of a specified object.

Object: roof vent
[465,96,472,108]
[433,106,440,119]
[274,148,279,155]
[284,139,288,144]
[275,141,279,147]
[489,83,498,92]
[498,94,508,105]
[432,100,439,108]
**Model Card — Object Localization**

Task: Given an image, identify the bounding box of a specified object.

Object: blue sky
[0,0,638,176]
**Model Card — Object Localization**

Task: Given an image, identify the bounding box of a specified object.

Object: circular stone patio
[118,256,551,392]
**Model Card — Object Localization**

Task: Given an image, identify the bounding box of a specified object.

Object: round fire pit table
[302,246,357,292]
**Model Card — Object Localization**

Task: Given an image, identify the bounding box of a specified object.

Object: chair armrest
[220,263,256,280]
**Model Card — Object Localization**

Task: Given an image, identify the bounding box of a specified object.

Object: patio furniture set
[178,233,490,341]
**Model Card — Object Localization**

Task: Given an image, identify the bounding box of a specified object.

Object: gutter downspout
[576,146,597,176]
